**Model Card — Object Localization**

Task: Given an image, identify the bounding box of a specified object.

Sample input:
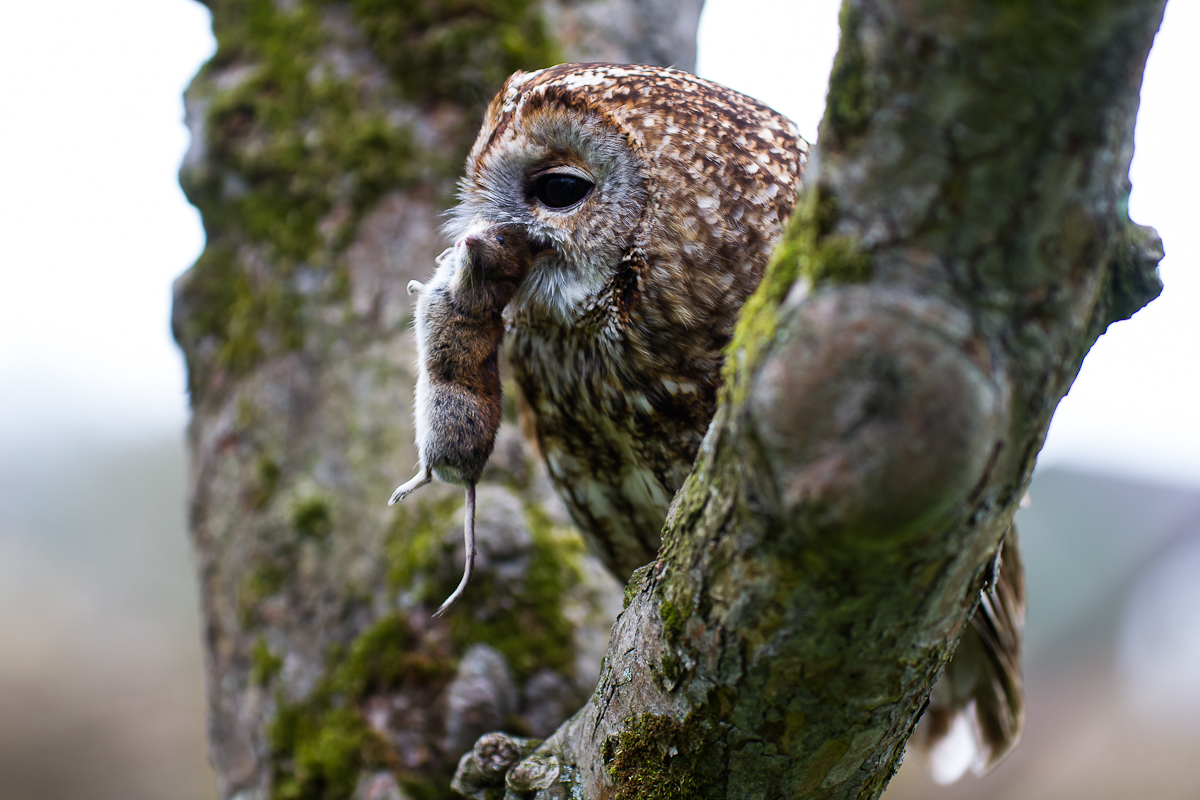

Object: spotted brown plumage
[444,63,1025,779]
[453,63,804,575]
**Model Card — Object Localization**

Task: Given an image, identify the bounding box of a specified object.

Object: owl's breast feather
[508,307,716,578]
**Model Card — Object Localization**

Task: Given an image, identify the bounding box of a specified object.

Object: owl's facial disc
[452,106,647,322]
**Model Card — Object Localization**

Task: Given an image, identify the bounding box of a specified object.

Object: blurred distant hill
[0,435,214,800]
[1018,467,1200,659]
[887,467,1200,800]
[1,435,1198,800]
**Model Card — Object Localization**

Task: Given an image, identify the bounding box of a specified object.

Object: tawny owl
[446,62,1025,783]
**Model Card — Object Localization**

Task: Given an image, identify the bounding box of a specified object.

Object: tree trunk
[172,2,702,799]
[174,1,1166,799]
[450,0,1166,798]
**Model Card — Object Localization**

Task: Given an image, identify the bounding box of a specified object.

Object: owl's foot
[389,467,431,505]
[407,280,425,295]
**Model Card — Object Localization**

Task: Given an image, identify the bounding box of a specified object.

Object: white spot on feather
[560,70,611,89]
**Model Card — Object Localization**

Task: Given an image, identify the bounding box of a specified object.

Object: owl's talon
[407,280,424,296]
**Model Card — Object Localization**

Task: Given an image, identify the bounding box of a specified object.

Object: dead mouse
[389,223,533,617]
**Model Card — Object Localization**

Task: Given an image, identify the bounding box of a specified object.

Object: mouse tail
[433,483,476,618]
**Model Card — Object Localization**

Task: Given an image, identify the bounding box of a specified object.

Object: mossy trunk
[171,2,703,799]
[450,0,1167,798]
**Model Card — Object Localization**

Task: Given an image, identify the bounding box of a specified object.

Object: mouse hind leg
[389,464,432,505]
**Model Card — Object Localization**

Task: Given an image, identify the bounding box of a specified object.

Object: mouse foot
[389,467,431,505]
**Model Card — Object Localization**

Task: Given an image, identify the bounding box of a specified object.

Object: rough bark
[172,2,701,799]
[450,0,1167,798]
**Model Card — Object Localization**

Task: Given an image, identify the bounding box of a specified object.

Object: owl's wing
[914,526,1026,784]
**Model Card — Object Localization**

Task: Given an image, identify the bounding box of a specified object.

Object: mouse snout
[462,234,481,249]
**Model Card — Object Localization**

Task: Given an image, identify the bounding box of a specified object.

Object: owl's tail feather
[914,526,1026,784]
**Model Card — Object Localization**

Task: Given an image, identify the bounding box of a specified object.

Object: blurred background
[0,1,1196,798]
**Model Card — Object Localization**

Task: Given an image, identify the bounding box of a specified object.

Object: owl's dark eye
[533,173,593,209]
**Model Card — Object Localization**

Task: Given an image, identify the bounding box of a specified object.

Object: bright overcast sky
[0,0,1196,487]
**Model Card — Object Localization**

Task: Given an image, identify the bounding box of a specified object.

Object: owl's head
[449,64,807,323]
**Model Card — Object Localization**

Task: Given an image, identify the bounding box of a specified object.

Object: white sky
[0,0,1196,487]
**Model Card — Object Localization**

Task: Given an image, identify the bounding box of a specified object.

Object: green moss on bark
[249,456,283,510]
[723,187,869,406]
[601,713,722,800]
[333,0,560,108]
[240,562,289,625]
[177,0,420,393]
[174,241,305,393]
[822,2,873,149]
[658,598,686,642]
[338,617,454,698]
[196,62,419,260]
[293,496,334,541]
[251,638,285,687]
[271,704,387,800]
[269,613,457,800]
